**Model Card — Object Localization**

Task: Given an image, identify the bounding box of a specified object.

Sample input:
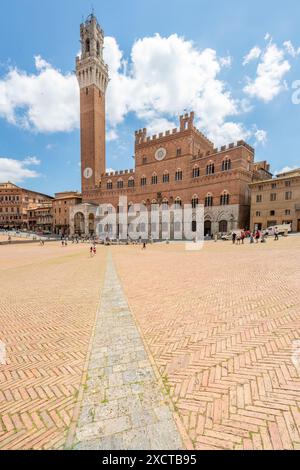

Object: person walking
[255,230,260,244]
[250,232,254,244]
[241,231,245,245]
[90,246,94,257]
[93,246,97,255]
[232,232,237,245]
[274,228,279,241]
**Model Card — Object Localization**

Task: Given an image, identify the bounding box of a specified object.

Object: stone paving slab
[0,243,106,450]
[72,253,183,450]
[112,238,300,450]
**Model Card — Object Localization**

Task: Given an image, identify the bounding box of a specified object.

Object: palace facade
[70,14,272,238]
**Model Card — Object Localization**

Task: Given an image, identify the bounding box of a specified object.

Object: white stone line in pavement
[72,253,183,450]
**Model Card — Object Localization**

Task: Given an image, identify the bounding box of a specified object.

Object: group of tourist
[231,228,280,245]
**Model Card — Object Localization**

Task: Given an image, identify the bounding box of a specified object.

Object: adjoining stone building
[52,191,82,236]
[70,14,271,238]
[250,168,300,233]
[0,182,53,231]
[27,203,53,233]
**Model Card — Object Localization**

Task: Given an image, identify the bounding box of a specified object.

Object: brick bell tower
[76,14,108,193]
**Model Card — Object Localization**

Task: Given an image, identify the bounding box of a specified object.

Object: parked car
[221,230,243,241]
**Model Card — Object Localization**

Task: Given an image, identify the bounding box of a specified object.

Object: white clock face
[83,167,93,179]
[155,147,167,161]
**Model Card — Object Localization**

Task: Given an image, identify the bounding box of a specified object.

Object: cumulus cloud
[244,40,291,102]
[283,40,300,58]
[0,156,40,182]
[254,128,268,145]
[0,55,79,132]
[104,33,251,145]
[0,33,284,146]
[106,128,119,142]
[23,156,41,165]
[243,46,261,66]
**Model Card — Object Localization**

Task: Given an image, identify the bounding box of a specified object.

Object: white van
[266,224,292,236]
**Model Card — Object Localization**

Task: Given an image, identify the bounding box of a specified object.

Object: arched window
[175,169,183,181]
[151,173,158,185]
[191,195,199,209]
[85,38,90,54]
[222,158,231,171]
[206,162,215,175]
[107,180,113,190]
[204,220,212,236]
[162,198,169,210]
[140,176,147,186]
[219,220,228,233]
[163,171,169,183]
[151,199,158,211]
[174,197,182,208]
[192,165,200,178]
[128,177,135,188]
[117,179,124,189]
[220,191,230,205]
[205,193,213,207]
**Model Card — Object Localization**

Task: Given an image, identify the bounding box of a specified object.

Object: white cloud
[23,156,41,165]
[104,33,251,146]
[106,129,119,141]
[0,156,40,182]
[244,42,291,102]
[283,40,300,58]
[0,33,273,147]
[220,56,232,67]
[243,46,261,66]
[0,55,79,132]
[146,117,176,136]
[274,165,298,176]
[254,128,268,145]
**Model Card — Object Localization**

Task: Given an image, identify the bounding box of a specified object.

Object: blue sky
[0,0,300,196]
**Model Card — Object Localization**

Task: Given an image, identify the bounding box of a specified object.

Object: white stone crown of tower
[76,13,109,93]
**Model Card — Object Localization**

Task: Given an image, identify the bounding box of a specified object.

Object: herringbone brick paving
[0,243,106,450]
[113,237,300,450]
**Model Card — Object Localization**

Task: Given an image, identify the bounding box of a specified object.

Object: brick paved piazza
[0,237,300,450]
